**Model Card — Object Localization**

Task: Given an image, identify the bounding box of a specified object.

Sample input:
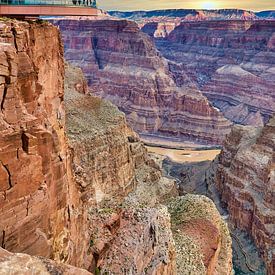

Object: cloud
[97,0,275,11]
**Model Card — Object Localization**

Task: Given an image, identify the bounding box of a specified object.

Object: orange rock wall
[0,20,86,268]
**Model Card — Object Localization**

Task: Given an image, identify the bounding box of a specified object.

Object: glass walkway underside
[0,0,96,8]
[0,0,97,16]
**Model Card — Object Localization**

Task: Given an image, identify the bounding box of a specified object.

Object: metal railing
[0,0,97,8]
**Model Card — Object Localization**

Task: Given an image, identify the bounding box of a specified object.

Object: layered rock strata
[55,19,232,145]
[213,117,275,274]
[109,9,257,22]
[142,20,275,125]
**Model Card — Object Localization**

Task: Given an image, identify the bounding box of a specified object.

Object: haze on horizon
[98,0,275,12]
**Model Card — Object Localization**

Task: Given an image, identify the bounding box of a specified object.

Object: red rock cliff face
[54,19,232,145]
[144,20,275,126]
[0,20,84,264]
[214,117,275,274]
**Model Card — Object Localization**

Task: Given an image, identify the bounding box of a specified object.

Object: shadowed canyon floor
[151,148,268,274]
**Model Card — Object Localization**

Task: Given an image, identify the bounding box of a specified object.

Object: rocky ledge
[167,195,232,275]
[0,248,90,275]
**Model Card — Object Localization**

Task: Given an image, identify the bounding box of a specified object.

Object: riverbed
[146,145,220,163]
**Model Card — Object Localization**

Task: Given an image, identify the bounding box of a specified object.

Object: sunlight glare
[201,2,216,9]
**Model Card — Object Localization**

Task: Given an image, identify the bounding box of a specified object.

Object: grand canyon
[0,2,274,275]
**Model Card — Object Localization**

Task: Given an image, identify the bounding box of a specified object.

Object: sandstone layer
[142,20,275,126]
[55,18,232,145]
[212,117,275,274]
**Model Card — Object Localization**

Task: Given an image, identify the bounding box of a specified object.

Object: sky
[97,0,275,12]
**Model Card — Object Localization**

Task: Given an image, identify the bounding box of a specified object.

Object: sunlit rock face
[141,20,275,126]
[213,117,275,274]
[53,18,232,145]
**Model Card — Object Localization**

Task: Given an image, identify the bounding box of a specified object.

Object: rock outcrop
[65,63,178,273]
[0,248,91,275]
[54,18,232,145]
[168,195,232,275]
[212,117,275,274]
[142,20,275,125]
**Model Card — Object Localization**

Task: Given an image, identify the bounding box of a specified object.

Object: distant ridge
[108,9,275,21]
[256,10,275,19]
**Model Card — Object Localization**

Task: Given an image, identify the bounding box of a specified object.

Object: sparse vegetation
[95,267,101,275]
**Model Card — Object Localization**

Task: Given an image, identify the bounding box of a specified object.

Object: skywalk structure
[0,0,98,17]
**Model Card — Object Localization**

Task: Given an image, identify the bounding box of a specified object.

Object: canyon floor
[146,143,267,274]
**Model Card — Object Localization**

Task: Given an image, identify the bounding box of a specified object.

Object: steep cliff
[65,63,180,273]
[54,18,232,145]
[143,20,275,125]
[0,19,177,274]
[212,117,275,274]
[65,63,174,274]
[0,19,88,267]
